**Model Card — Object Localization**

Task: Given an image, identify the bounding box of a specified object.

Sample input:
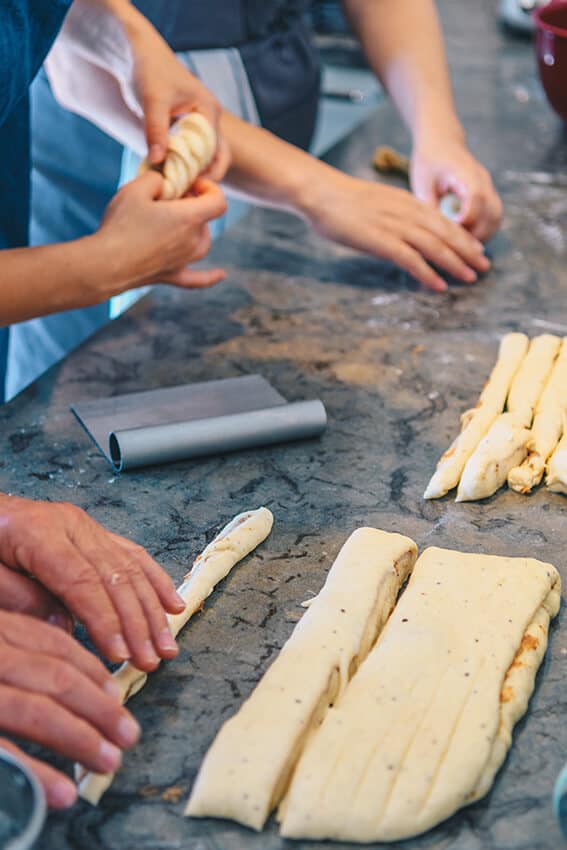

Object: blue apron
[0,0,72,401]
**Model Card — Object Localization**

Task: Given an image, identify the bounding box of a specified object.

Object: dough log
[456,413,530,502]
[509,338,567,493]
[424,333,529,499]
[280,546,560,843]
[185,528,417,831]
[546,414,567,494]
[138,112,216,200]
[77,507,274,805]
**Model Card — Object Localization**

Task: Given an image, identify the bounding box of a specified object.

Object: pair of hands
[0,496,184,808]
[304,136,501,293]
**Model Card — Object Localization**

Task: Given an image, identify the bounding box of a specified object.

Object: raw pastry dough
[138,112,216,200]
[546,414,567,495]
[77,507,274,805]
[456,413,531,502]
[424,333,529,499]
[281,547,560,843]
[185,529,417,830]
[509,338,567,493]
[456,335,560,501]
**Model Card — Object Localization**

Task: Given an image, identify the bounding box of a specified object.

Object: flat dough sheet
[281,546,560,843]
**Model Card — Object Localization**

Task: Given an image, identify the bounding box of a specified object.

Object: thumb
[126,169,165,200]
[143,96,171,165]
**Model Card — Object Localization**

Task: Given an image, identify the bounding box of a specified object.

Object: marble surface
[2,2,567,848]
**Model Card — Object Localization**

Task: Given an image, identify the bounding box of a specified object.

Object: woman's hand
[0,611,141,808]
[0,495,186,671]
[410,137,503,241]
[96,173,228,292]
[301,169,491,292]
[126,11,231,178]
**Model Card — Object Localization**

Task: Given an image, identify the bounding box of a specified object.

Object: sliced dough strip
[138,112,216,200]
[546,413,567,494]
[456,413,531,502]
[77,507,274,805]
[424,333,529,499]
[509,338,567,493]
[281,546,560,843]
[456,334,560,502]
[185,529,417,831]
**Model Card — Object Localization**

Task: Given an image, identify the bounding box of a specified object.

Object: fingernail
[175,592,186,608]
[465,268,477,283]
[104,679,123,701]
[110,634,130,661]
[51,779,77,808]
[142,640,160,667]
[118,714,141,747]
[149,144,163,163]
[159,628,178,653]
[100,740,122,771]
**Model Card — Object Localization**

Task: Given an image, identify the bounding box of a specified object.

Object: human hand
[0,611,142,808]
[128,14,231,179]
[0,563,72,631]
[0,495,186,670]
[302,169,490,292]
[97,172,228,292]
[410,137,502,241]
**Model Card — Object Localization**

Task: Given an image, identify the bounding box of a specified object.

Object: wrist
[78,233,133,302]
[287,160,349,222]
[412,108,466,151]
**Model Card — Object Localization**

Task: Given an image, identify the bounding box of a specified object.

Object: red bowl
[534,2,567,122]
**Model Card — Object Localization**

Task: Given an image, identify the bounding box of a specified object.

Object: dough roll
[77,507,274,805]
[281,547,560,843]
[185,528,417,830]
[138,112,216,200]
[424,333,529,499]
[509,338,567,493]
[546,414,567,495]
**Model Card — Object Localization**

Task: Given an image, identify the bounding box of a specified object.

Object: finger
[165,267,226,289]
[126,170,166,201]
[404,227,478,284]
[378,234,448,293]
[0,647,140,749]
[0,564,72,630]
[469,178,503,241]
[108,534,185,614]
[178,178,227,220]
[418,208,490,274]
[143,96,171,165]
[0,685,123,775]
[28,542,129,664]
[0,738,77,810]
[0,611,117,693]
[127,570,178,660]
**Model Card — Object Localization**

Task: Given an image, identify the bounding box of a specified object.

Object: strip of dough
[77,507,274,805]
[546,414,567,494]
[138,113,216,200]
[185,529,417,830]
[281,547,560,843]
[509,338,567,493]
[456,413,531,502]
[505,334,561,427]
[424,333,529,499]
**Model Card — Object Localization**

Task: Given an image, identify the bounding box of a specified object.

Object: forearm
[221,111,338,217]
[0,235,122,326]
[342,0,464,144]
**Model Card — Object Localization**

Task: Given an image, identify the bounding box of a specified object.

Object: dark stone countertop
[2,2,566,848]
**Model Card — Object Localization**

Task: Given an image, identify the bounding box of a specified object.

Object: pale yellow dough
[138,112,216,200]
[185,529,417,830]
[76,507,274,805]
[424,333,528,499]
[546,414,567,494]
[281,547,560,843]
[456,413,530,502]
[509,338,567,493]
